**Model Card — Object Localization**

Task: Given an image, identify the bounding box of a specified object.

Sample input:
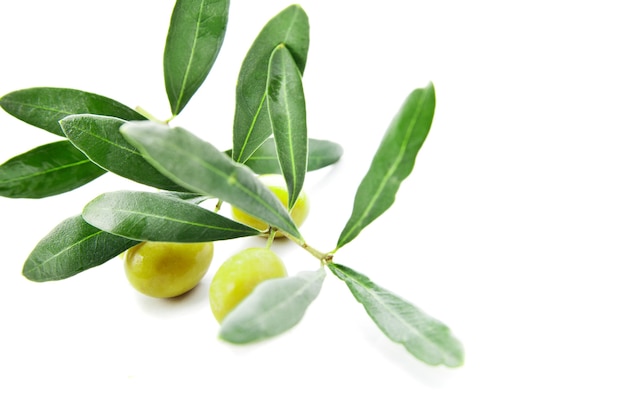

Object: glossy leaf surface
[120,121,302,239]
[164,0,229,115]
[328,263,463,367]
[23,215,137,282]
[60,115,187,191]
[337,84,436,249]
[232,5,309,163]
[220,268,325,344]
[0,87,144,136]
[0,141,105,199]
[83,190,260,242]
[267,44,308,208]
[225,138,343,175]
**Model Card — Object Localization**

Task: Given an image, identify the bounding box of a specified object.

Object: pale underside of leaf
[220,268,325,344]
[328,262,463,367]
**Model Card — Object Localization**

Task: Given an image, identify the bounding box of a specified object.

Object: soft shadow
[134,280,210,317]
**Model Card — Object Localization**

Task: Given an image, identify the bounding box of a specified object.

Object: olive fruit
[209,247,287,322]
[124,241,214,298]
[231,174,309,237]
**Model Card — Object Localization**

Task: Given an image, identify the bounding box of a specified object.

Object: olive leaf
[232,4,309,163]
[0,141,106,199]
[327,263,464,367]
[164,0,229,115]
[336,83,436,249]
[120,121,302,239]
[23,215,137,282]
[60,114,187,191]
[220,268,325,344]
[225,137,343,175]
[82,190,260,242]
[0,87,145,136]
[267,44,308,209]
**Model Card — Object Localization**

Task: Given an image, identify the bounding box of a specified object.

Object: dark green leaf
[328,263,463,367]
[232,5,309,163]
[336,84,436,249]
[82,190,260,242]
[0,87,145,136]
[60,114,187,191]
[220,268,325,344]
[23,215,137,282]
[164,0,229,115]
[119,121,302,239]
[225,138,343,175]
[0,141,105,199]
[267,44,308,209]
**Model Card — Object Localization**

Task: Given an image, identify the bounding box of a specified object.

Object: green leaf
[327,263,463,367]
[0,87,145,136]
[82,190,260,242]
[23,215,137,282]
[158,190,211,205]
[0,141,105,199]
[59,114,187,191]
[336,84,436,249]
[164,0,229,115]
[225,138,343,175]
[267,44,308,209]
[232,4,309,163]
[220,268,325,344]
[120,121,302,239]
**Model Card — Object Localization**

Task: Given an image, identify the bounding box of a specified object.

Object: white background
[1,1,625,415]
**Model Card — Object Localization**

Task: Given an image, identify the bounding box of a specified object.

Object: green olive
[209,247,287,322]
[232,174,309,237]
[124,241,214,298]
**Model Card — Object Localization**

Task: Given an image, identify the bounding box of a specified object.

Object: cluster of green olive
[122,175,310,322]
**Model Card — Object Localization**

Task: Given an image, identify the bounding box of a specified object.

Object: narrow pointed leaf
[225,138,343,175]
[0,141,105,199]
[232,5,309,163]
[267,44,308,209]
[337,84,436,249]
[0,87,145,136]
[220,268,325,344]
[120,121,302,239]
[328,263,463,367]
[83,190,260,242]
[23,215,137,282]
[60,114,187,191]
[164,0,229,115]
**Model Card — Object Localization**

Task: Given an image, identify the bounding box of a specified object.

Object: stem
[285,233,334,265]
[266,228,277,248]
[135,106,169,124]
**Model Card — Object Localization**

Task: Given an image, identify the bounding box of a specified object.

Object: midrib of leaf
[69,124,140,155]
[235,93,267,162]
[0,159,97,185]
[23,230,105,275]
[1,99,75,116]
[235,12,300,163]
[339,93,426,246]
[90,206,249,233]
[173,0,206,115]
